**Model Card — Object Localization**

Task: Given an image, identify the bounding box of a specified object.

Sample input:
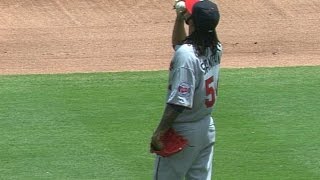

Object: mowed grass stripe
[0,66,319,179]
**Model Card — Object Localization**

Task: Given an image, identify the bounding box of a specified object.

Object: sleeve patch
[178,82,191,97]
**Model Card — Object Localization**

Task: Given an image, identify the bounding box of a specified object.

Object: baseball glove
[150,128,188,157]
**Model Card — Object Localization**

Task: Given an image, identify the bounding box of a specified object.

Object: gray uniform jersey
[167,43,222,123]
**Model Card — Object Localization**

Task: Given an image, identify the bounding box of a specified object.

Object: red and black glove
[150,128,188,157]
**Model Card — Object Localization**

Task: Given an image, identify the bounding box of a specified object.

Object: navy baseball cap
[186,0,220,32]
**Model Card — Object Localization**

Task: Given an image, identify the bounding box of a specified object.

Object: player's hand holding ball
[174,0,186,14]
[174,0,186,20]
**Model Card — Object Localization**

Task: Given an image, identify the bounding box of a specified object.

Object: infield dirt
[1,0,319,74]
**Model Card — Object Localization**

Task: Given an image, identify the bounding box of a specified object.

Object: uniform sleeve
[167,50,196,109]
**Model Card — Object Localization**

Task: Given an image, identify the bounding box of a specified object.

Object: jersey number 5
[205,76,215,108]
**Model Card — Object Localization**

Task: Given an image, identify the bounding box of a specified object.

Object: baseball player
[150,0,222,179]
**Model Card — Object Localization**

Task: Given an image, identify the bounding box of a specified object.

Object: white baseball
[175,1,186,13]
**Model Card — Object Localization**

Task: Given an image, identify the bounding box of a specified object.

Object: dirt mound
[0,0,319,74]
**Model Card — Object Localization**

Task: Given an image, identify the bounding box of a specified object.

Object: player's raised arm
[172,0,187,48]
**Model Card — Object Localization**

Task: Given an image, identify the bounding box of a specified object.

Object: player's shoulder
[174,44,195,61]
[171,44,197,70]
[174,44,194,53]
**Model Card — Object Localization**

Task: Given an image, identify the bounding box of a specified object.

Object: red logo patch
[178,83,191,96]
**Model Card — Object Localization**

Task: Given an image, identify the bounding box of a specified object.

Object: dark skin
[150,9,195,152]
[172,11,194,47]
[150,104,182,150]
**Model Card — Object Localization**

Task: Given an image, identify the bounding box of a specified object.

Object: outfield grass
[0,66,319,180]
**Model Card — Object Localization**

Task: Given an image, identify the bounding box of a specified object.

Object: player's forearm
[154,104,182,135]
[172,15,187,46]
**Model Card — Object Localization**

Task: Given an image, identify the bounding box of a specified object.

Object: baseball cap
[185,0,220,32]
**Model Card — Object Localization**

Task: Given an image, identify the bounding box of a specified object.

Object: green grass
[0,66,319,179]
[214,66,320,180]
